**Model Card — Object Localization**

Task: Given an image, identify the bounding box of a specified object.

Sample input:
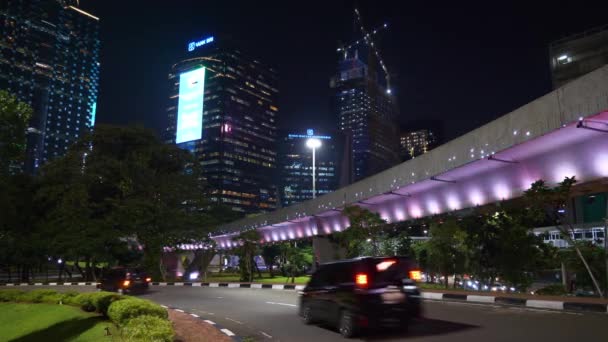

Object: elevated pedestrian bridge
[211,65,608,248]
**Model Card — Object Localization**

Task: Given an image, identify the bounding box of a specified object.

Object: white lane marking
[217,297,224,299]
[260,331,273,338]
[175,309,185,313]
[160,305,168,308]
[225,317,244,324]
[221,328,236,336]
[265,301,297,307]
[190,313,199,318]
[203,320,216,325]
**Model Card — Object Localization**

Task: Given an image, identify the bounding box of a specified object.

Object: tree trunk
[444,273,448,289]
[268,262,274,277]
[20,264,29,283]
[74,258,86,280]
[218,252,223,274]
[559,224,604,297]
[253,257,262,279]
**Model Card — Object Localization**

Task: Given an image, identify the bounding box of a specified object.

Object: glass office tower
[0,0,100,172]
[166,36,279,213]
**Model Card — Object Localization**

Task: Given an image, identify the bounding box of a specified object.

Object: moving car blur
[299,256,422,338]
[97,267,151,294]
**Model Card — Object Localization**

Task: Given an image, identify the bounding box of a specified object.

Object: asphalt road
[14,286,608,341]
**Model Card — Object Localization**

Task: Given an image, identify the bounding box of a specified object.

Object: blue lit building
[165,35,279,213]
[277,129,345,208]
[0,0,100,172]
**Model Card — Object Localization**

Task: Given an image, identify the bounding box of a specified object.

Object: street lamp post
[306,138,322,199]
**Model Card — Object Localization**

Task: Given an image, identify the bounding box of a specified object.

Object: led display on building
[176,67,206,144]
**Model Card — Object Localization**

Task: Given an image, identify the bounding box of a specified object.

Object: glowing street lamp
[306,138,322,199]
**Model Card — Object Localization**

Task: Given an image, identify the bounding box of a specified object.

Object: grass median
[0,302,117,342]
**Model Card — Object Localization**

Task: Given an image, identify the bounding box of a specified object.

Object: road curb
[162,305,241,341]
[150,282,306,291]
[423,292,607,314]
[4,282,606,314]
[0,282,96,286]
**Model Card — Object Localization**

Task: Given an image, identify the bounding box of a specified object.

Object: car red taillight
[409,270,422,281]
[355,273,368,288]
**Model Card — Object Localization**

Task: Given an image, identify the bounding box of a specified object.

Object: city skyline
[80,1,607,143]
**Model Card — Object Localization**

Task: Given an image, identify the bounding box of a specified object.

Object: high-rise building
[277,129,343,207]
[331,48,400,182]
[0,0,100,172]
[399,129,438,161]
[550,25,608,89]
[165,35,279,214]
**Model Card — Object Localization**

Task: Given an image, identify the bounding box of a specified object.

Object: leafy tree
[523,177,604,296]
[37,125,217,280]
[559,241,606,291]
[261,244,281,277]
[0,174,48,282]
[0,90,32,176]
[234,229,261,282]
[279,241,312,283]
[411,240,432,281]
[336,205,387,257]
[427,218,468,288]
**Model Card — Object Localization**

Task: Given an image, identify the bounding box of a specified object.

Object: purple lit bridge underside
[210,111,608,249]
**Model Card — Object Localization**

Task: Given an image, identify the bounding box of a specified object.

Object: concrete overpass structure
[211,65,608,249]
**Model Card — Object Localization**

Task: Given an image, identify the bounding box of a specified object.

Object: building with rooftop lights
[165,35,279,214]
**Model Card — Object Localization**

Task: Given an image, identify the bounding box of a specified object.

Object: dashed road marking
[221,328,236,336]
[265,301,297,307]
[175,309,184,313]
[203,320,216,325]
[225,317,244,325]
[160,305,168,308]
[190,313,199,318]
[260,331,273,338]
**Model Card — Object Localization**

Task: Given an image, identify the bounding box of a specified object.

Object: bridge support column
[312,236,346,270]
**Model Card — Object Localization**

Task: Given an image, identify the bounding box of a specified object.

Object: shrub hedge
[107,298,168,326]
[122,315,174,342]
[0,289,173,341]
[0,289,25,302]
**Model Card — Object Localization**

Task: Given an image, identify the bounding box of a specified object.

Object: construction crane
[337,8,392,94]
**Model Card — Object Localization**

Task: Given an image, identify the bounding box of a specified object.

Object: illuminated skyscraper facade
[0,0,100,172]
[331,50,400,181]
[277,129,341,207]
[166,36,279,213]
[399,129,438,161]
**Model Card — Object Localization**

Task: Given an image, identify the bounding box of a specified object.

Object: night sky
[80,0,606,142]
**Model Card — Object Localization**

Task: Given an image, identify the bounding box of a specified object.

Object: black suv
[97,267,151,294]
[298,256,422,338]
